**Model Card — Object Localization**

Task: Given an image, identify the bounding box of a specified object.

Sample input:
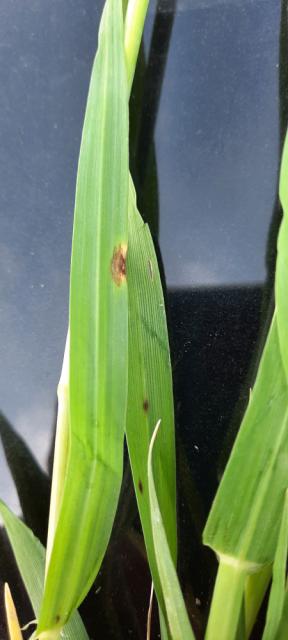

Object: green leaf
[0,500,88,640]
[203,129,288,640]
[203,318,288,639]
[147,422,195,640]
[262,490,288,640]
[204,316,288,566]
[36,0,129,634]
[126,180,177,632]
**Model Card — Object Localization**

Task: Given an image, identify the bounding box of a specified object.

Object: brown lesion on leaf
[55,615,61,624]
[138,480,144,494]
[111,244,127,286]
[143,398,149,412]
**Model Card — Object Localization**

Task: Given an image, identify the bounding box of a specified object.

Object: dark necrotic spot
[143,399,149,412]
[55,615,61,624]
[138,480,143,494]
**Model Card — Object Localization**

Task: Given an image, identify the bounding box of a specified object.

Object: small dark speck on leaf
[55,615,60,623]
[138,480,143,493]
[143,399,149,412]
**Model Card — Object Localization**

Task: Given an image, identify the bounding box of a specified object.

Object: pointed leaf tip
[4,583,23,640]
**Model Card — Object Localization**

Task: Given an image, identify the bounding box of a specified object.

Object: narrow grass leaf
[4,584,23,640]
[204,319,288,639]
[126,181,177,631]
[147,421,195,640]
[204,316,288,566]
[0,500,88,640]
[204,131,288,639]
[262,490,288,640]
[35,0,129,633]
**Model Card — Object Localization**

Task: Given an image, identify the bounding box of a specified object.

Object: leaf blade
[37,0,129,633]
[203,316,288,566]
[126,181,177,630]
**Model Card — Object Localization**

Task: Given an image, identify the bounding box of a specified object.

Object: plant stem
[124,0,149,94]
[205,558,248,640]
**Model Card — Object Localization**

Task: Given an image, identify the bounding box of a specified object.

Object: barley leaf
[36,0,129,634]
[147,422,195,640]
[204,315,288,566]
[0,500,88,640]
[203,134,288,568]
[126,181,177,631]
[203,131,288,640]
